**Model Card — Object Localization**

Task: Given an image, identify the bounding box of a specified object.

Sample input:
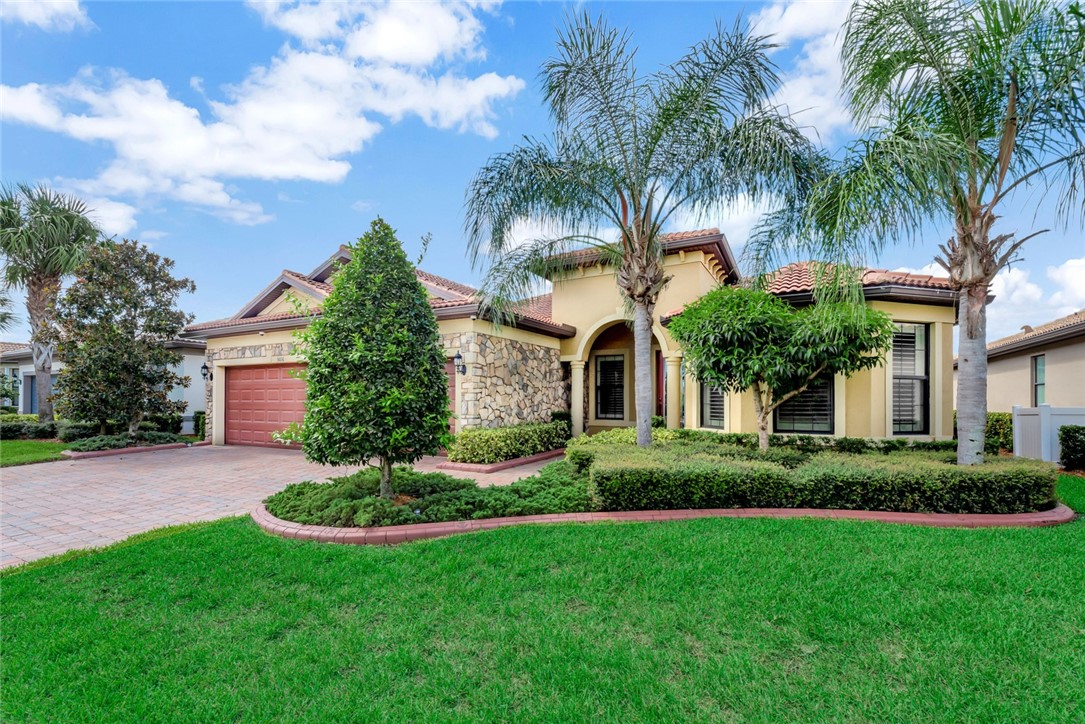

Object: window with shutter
[774,376,834,433]
[700,383,725,429]
[595,355,625,420]
[892,323,929,434]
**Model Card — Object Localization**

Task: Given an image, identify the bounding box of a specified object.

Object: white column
[665,356,682,429]
[570,360,585,437]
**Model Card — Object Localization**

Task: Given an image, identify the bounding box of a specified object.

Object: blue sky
[2,0,1082,343]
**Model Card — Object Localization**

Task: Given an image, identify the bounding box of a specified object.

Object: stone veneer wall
[203,334,568,440]
[203,341,297,441]
[439,331,568,428]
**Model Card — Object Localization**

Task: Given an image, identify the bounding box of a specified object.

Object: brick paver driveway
[1,446,550,568]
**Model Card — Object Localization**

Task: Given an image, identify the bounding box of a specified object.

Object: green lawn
[0,439,71,467]
[2,476,1083,722]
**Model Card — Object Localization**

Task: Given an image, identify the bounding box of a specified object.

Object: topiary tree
[292,218,451,499]
[54,240,195,435]
[669,285,895,451]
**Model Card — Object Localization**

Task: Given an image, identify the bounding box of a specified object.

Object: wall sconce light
[200,362,214,382]
[452,351,466,375]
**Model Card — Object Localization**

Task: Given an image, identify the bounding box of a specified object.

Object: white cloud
[894,261,945,277]
[1046,257,1085,311]
[0,0,91,32]
[83,197,139,236]
[139,230,169,241]
[751,0,853,142]
[671,195,773,255]
[351,199,376,212]
[1,1,523,229]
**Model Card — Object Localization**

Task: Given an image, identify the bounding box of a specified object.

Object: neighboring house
[953,310,1085,412]
[0,340,208,432]
[181,230,958,445]
[0,342,28,407]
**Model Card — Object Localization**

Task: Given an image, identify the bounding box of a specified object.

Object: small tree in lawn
[293,218,450,499]
[54,240,195,435]
[669,285,895,451]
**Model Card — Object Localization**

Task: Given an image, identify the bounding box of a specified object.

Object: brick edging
[252,502,1077,546]
[63,442,197,460]
[436,448,566,473]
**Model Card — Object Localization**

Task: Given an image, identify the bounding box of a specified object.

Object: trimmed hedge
[0,422,28,440]
[194,410,206,439]
[58,421,100,442]
[0,414,37,423]
[68,435,131,452]
[447,421,570,464]
[1060,425,1085,470]
[586,447,1055,514]
[0,405,17,414]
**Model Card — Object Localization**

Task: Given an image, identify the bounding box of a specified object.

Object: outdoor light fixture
[200,363,213,382]
[453,352,466,375]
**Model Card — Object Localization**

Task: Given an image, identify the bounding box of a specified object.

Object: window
[701,383,725,429]
[595,355,624,420]
[774,376,834,433]
[892,323,929,434]
[1032,355,1045,406]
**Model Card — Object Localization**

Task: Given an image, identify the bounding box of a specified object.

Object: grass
[1,475,1083,722]
[0,438,71,467]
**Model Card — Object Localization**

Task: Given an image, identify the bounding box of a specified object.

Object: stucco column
[570,360,585,436]
[665,355,682,429]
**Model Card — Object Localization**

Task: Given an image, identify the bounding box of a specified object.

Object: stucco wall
[985,337,1085,412]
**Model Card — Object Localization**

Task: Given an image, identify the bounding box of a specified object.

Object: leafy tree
[465,13,814,446]
[0,184,100,421]
[668,285,895,451]
[747,0,1085,464]
[291,218,451,499]
[0,373,18,407]
[54,240,195,435]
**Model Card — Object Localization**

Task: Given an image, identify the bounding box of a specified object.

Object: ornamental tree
[668,285,895,451]
[293,218,451,499]
[54,240,195,435]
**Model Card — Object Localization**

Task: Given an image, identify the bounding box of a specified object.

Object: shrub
[908,439,958,453]
[591,458,794,511]
[877,438,910,454]
[144,414,183,434]
[58,421,100,442]
[68,434,131,452]
[193,410,206,439]
[23,422,57,439]
[132,430,186,446]
[0,405,17,414]
[447,421,570,464]
[0,413,37,423]
[1059,425,1085,470]
[833,436,874,454]
[985,412,1014,453]
[651,415,667,429]
[567,426,683,447]
[0,421,27,439]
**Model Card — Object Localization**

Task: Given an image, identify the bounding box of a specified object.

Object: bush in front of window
[447,421,571,464]
[1058,425,1085,470]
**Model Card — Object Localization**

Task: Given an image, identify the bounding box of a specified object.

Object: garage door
[225,364,307,446]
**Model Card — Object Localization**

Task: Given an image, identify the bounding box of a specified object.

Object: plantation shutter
[595,355,624,420]
[701,383,725,429]
[892,323,929,434]
[774,376,833,433]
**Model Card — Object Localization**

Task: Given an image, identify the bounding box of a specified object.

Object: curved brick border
[436,448,566,473]
[252,502,1077,546]
[63,440,211,460]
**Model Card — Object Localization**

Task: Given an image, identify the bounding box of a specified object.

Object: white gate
[1012,405,1085,463]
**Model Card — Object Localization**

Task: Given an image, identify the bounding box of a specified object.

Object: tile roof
[0,342,29,354]
[764,262,953,295]
[282,269,333,295]
[550,228,723,263]
[511,293,555,325]
[415,269,477,300]
[987,309,1085,353]
[185,311,319,332]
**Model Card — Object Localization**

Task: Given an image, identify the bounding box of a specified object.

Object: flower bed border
[63,440,211,460]
[436,448,566,473]
[252,501,1076,546]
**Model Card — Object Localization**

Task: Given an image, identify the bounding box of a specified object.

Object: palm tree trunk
[632,301,653,446]
[956,285,988,465]
[25,279,57,422]
[379,456,394,499]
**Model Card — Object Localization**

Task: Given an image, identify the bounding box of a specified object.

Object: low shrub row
[264,462,592,528]
[67,430,188,453]
[447,420,570,464]
[1060,425,1085,470]
[0,421,57,440]
[586,446,1056,515]
[0,413,38,423]
[193,410,206,439]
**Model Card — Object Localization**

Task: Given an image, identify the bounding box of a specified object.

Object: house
[953,310,1085,412]
[0,340,208,433]
[181,229,958,445]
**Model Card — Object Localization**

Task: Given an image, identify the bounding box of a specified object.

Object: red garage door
[225,364,307,446]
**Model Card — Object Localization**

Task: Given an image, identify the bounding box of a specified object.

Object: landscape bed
[2,474,1083,722]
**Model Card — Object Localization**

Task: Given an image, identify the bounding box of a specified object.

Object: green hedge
[68,435,132,452]
[586,447,1055,514]
[0,414,37,423]
[193,410,207,439]
[1060,425,1085,470]
[0,421,57,440]
[447,421,570,464]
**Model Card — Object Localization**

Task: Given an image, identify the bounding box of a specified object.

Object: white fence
[1012,405,1085,463]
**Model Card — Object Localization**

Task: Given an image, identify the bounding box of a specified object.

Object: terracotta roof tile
[415,269,477,299]
[186,311,319,332]
[552,228,723,263]
[0,342,29,354]
[987,309,1085,352]
[282,269,333,295]
[763,262,952,295]
[511,293,555,325]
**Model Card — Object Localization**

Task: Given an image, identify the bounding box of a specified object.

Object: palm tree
[0,184,101,421]
[0,288,14,332]
[465,13,814,445]
[748,0,1085,465]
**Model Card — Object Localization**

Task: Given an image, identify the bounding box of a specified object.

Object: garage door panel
[225,364,307,446]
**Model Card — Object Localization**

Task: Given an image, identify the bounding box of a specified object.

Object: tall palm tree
[748,0,1084,465]
[0,288,14,332]
[465,13,814,445]
[0,184,101,421]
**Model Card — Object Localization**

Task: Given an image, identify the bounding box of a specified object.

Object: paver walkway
[0,445,550,568]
